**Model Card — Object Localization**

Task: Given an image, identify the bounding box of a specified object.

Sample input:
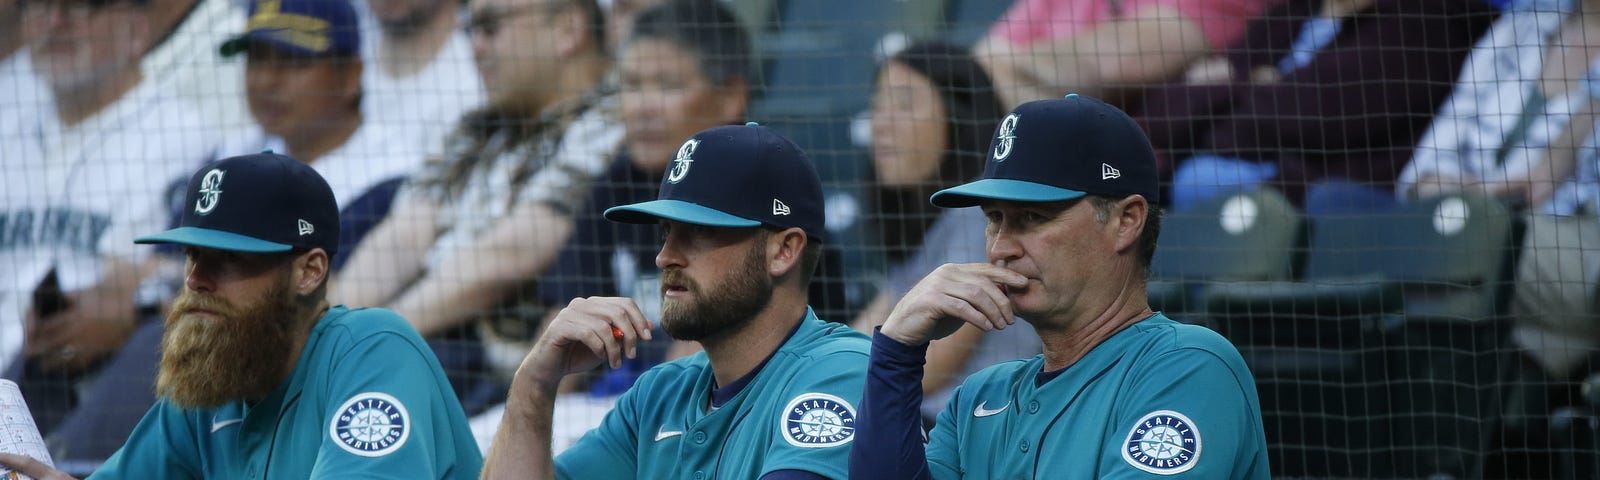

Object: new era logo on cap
[604,123,826,240]
[135,152,340,255]
[931,94,1159,208]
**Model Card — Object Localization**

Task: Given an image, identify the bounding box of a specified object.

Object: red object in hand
[611,326,625,340]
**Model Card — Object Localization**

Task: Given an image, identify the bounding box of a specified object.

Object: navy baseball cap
[931,93,1160,207]
[136,152,340,255]
[604,123,827,240]
[219,0,360,58]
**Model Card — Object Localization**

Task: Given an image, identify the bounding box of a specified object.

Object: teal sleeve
[89,403,202,480]
[757,351,869,480]
[925,384,962,480]
[554,383,641,479]
[307,330,464,479]
[1100,347,1266,479]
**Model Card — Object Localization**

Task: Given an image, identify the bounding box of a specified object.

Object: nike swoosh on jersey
[210,418,244,433]
[655,428,684,441]
[973,401,1010,417]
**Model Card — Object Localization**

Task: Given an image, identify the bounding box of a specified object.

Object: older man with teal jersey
[849,94,1269,479]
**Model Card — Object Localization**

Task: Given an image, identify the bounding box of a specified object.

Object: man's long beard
[156,273,299,409]
[660,240,772,342]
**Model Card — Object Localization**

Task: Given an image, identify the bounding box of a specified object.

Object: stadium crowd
[3,0,1599,477]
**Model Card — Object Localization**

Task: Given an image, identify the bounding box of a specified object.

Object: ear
[342,60,364,96]
[766,227,807,279]
[1112,195,1148,254]
[292,248,331,296]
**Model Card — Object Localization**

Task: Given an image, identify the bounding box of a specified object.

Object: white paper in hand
[0,379,53,480]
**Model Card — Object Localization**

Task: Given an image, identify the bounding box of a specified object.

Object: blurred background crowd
[5,0,1600,477]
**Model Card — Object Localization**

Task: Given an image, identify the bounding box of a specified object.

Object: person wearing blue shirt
[849,94,1270,479]
[480,123,870,480]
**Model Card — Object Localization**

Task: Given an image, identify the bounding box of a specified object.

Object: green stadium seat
[1544,373,1600,479]
[1203,192,1519,478]
[1148,188,1303,325]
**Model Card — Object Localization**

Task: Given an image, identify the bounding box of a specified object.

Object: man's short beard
[660,238,772,342]
[156,271,302,409]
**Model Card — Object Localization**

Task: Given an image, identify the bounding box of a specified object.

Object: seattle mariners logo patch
[992,113,1019,162]
[668,139,698,184]
[782,393,857,448]
[330,392,410,457]
[195,168,225,215]
[1122,410,1201,475]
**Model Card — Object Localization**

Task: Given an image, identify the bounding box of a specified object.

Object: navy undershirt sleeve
[848,328,934,480]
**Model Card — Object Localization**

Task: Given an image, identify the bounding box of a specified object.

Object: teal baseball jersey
[928,314,1268,479]
[555,310,870,479]
[90,306,483,479]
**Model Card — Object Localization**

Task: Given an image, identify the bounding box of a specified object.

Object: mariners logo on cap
[1122,410,1201,475]
[195,169,226,215]
[782,393,857,448]
[993,113,1020,162]
[330,392,410,457]
[668,139,699,184]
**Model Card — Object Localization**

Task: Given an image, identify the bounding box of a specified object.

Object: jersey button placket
[1019,439,1030,453]
[1027,401,1039,414]
[693,471,705,480]
[693,431,707,444]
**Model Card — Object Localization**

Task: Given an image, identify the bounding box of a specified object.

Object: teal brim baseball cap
[929,179,1089,208]
[603,199,762,228]
[135,226,295,253]
[930,93,1160,208]
[135,152,340,255]
[603,122,827,240]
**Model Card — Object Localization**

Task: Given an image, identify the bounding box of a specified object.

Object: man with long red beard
[0,152,483,479]
[479,123,871,480]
